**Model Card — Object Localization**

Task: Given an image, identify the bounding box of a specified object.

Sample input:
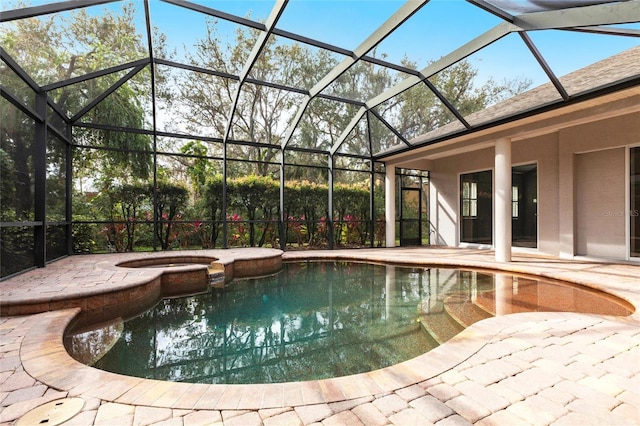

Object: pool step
[419,294,494,345]
[419,310,464,345]
[444,294,493,329]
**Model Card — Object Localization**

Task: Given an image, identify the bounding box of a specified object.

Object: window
[512,185,519,218]
[462,181,478,218]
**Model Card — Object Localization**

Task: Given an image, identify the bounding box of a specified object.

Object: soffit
[384,85,640,164]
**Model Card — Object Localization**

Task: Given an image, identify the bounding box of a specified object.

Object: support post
[494,138,512,262]
[328,154,334,249]
[34,92,47,267]
[369,160,375,247]
[65,124,73,255]
[385,165,396,247]
[279,149,285,250]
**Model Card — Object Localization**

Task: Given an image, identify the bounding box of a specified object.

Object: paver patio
[1,247,638,425]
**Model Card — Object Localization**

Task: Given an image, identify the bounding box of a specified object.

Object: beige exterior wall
[428,148,493,246]
[575,148,626,258]
[428,136,559,252]
[407,109,639,261]
[558,113,639,257]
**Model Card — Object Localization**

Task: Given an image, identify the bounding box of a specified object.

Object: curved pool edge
[15,248,639,411]
[22,307,637,411]
[282,249,639,316]
[21,306,549,410]
[0,248,283,319]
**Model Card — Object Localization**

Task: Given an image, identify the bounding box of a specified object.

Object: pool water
[66,261,632,384]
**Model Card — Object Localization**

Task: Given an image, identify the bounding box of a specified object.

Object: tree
[284,180,328,246]
[152,181,189,250]
[177,140,213,200]
[165,19,531,170]
[115,183,148,251]
[333,182,370,246]
[0,100,33,220]
[1,1,155,198]
[375,57,533,147]
[160,19,340,178]
[202,175,225,247]
[229,175,279,247]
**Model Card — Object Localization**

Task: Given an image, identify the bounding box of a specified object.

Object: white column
[385,165,396,247]
[494,138,512,262]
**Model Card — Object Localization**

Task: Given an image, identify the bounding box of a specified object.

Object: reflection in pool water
[66,261,632,385]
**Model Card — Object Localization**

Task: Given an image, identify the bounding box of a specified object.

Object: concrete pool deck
[1,247,638,425]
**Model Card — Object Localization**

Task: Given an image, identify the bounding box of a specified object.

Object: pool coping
[6,247,640,412]
[0,248,283,320]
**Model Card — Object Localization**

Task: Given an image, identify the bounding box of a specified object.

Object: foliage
[0,147,17,221]
[114,183,148,251]
[178,140,212,198]
[152,181,189,250]
[64,172,376,251]
[45,136,68,222]
[229,175,280,247]
[1,2,528,268]
[0,210,34,277]
[334,182,370,246]
[201,174,225,248]
[72,218,97,254]
[0,100,34,221]
[1,1,156,263]
[159,20,531,171]
[159,20,340,175]
[284,180,328,246]
[371,57,533,148]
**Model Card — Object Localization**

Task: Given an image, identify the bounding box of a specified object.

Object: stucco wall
[428,136,559,252]
[429,148,494,246]
[575,148,626,258]
[422,110,639,260]
[559,112,639,257]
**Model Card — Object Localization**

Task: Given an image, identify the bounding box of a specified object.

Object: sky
[178,1,632,88]
[4,0,640,89]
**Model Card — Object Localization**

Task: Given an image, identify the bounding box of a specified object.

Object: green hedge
[73,175,379,252]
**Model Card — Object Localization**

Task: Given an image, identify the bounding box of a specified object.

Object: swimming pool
[66,261,632,385]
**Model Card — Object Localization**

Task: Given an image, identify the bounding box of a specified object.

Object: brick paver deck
[1,247,638,425]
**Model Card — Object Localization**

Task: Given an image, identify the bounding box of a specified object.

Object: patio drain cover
[17,397,84,426]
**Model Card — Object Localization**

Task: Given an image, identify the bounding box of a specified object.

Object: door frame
[399,186,422,246]
[511,162,538,249]
[458,168,493,247]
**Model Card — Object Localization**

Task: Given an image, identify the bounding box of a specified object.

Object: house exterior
[382,46,640,262]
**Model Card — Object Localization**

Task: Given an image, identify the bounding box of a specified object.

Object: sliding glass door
[460,170,492,244]
[512,164,537,248]
[460,165,538,247]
